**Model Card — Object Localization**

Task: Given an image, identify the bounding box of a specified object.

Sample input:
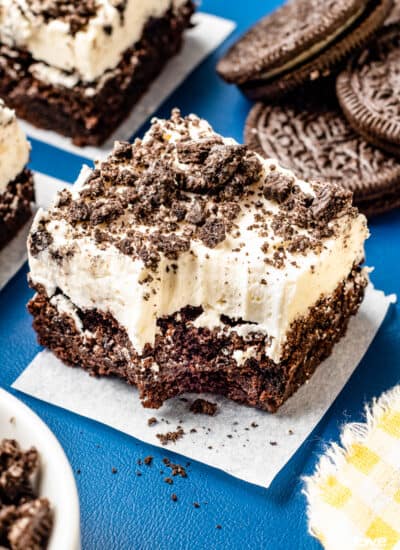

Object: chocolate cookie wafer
[217,0,393,101]
[337,24,400,157]
[245,87,400,216]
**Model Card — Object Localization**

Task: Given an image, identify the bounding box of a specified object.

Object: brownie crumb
[193,502,200,509]
[269,441,278,446]
[156,427,185,446]
[250,422,259,428]
[147,417,158,427]
[144,456,153,466]
[216,524,222,530]
[171,493,178,502]
[162,458,188,478]
[189,398,218,416]
[164,477,173,485]
[111,467,118,474]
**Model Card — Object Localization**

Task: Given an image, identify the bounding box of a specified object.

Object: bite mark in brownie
[28,265,367,412]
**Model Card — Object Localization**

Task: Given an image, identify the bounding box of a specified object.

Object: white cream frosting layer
[0,0,187,84]
[0,99,30,192]
[28,116,369,364]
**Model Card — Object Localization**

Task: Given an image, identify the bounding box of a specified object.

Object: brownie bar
[27,110,369,413]
[0,2,194,146]
[28,265,367,412]
[0,169,34,250]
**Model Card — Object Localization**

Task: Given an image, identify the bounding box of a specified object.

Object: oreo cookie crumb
[0,439,53,549]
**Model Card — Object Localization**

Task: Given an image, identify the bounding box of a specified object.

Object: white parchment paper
[13,286,395,487]
[19,13,235,161]
[0,173,69,291]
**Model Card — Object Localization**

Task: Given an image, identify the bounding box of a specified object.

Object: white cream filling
[0,0,187,84]
[255,6,365,82]
[28,117,369,364]
[0,100,30,192]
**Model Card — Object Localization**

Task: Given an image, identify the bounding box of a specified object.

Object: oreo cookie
[217,0,393,101]
[337,24,400,157]
[244,86,400,216]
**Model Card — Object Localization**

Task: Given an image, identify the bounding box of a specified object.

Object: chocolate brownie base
[28,265,367,412]
[0,169,34,250]
[0,2,194,146]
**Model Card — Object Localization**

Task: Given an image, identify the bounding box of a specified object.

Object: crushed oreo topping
[0,439,53,549]
[34,109,355,273]
[27,0,100,35]
[29,220,53,258]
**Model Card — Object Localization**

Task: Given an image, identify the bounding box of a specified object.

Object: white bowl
[0,388,80,550]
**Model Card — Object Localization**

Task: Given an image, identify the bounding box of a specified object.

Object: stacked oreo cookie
[218,0,400,216]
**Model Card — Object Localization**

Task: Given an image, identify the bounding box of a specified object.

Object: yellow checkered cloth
[304,386,400,550]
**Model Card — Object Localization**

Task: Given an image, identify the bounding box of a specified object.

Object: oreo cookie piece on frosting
[245,85,400,216]
[337,24,400,157]
[217,0,393,101]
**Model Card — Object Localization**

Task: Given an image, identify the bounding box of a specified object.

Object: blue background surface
[1,2,399,548]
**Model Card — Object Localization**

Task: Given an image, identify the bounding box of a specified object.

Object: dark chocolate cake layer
[0,2,194,146]
[0,169,34,250]
[28,265,367,412]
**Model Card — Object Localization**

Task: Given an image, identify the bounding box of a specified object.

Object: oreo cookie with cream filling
[245,85,400,216]
[217,0,393,101]
[337,24,400,158]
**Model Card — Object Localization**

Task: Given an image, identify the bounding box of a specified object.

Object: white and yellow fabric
[304,386,400,550]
